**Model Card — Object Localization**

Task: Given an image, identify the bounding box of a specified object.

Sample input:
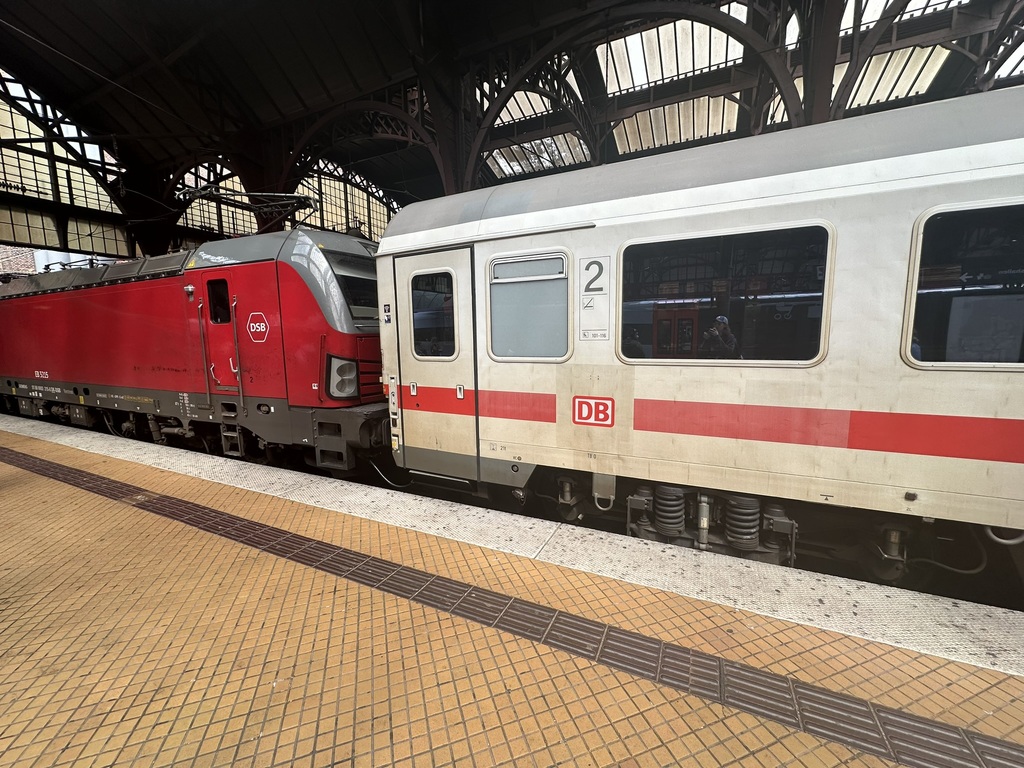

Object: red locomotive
[0,229,388,472]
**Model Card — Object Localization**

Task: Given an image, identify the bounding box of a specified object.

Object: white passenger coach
[376,86,1024,583]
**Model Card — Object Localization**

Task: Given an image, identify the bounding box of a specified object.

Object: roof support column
[798,0,844,124]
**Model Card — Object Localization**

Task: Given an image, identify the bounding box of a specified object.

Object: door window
[411,272,456,358]
[207,278,231,324]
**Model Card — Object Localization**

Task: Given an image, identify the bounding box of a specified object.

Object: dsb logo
[572,396,615,427]
[247,312,269,343]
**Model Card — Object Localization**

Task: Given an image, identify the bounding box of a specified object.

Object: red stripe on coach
[848,411,1024,464]
[634,399,1024,464]
[634,400,849,447]
[400,385,475,417]
[479,390,557,422]
[399,386,557,421]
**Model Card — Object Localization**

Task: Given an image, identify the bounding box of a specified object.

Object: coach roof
[381,85,1024,244]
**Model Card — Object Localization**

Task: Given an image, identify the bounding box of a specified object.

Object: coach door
[199,272,241,395]
[392,250,479,481]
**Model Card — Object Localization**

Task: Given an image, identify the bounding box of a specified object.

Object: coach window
[621,225,829,361]
[411,272,456,358]
[490,255,568,358]
[207,279,232,324]
[911,203,1024,364]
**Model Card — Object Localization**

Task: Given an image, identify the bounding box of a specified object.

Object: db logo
[247,312,269,343]
[572,396,615,427]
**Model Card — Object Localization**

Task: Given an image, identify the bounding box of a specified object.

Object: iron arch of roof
[465,0,801,190]
[0,0,1023,251]
[282,98,448,207]
[460,0,1024,188]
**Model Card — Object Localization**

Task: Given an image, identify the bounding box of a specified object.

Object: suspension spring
[654,485,691,537]
[724,494,761,551]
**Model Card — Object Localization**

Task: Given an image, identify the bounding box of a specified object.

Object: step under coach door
[392,249,479,482]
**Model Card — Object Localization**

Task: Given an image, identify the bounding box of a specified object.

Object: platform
[1,413,1023,768]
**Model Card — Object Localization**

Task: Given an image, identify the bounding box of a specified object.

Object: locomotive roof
[0,229,375,300]
[380,85,1024,248]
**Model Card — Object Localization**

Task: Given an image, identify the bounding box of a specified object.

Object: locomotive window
[411,271,456,358]
[621,225,829,361]
[911,203,1024,364]
[324,249,379,325]
[207,279,232,324]
[489,254,568,359]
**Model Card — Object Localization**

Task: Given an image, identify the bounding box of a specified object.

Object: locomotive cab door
[199,272,241,394]
[391,249,479,482]
[652,305,699,358]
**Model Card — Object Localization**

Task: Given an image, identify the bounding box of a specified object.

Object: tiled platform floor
[1,429,1022,767]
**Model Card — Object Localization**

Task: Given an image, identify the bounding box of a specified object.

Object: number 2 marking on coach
[583,259,605,293]
[578,256,610,341]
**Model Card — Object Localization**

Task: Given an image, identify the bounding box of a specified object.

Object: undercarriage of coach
[525,471,799,567]
[516,469,1024,592]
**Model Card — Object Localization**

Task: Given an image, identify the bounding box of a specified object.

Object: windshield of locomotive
[323,247,379,328]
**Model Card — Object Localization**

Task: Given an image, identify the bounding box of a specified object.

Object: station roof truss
[0,0,1021,256]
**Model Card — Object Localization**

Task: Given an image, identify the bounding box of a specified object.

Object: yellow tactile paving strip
[0,430,1021,767]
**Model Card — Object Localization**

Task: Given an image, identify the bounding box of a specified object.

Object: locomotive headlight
[327,356,359,399]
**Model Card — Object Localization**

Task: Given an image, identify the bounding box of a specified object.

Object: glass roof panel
[613,94,740,154]
[175,161,258,236]
[995,42,1024,81]
[846,46,949,106]
[767,43,946,123]
[486,133,591,179]
[495,91,553,126]
[293,160,397,239]
[597,7,747,97]
[766,77,803,126]
[842,0,969,31]
[487,53,582,129]
[0,67,125,185]
[66,218,129,257]
[1,68,122,214]
[565,69,582,97]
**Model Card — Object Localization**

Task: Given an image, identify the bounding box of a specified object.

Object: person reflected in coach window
[623,327,645,358]
[700,315,737,358]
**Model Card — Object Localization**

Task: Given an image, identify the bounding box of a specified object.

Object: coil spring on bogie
[654,485,692,537]
[724,493,761,551]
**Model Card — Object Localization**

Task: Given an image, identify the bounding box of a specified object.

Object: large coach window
[621,226,829,361]
[411,272,456,358]
[490,255,568,358]
[911,203,1024,364]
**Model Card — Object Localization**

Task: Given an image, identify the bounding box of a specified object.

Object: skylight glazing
[495,91,555,127]
[596,6,747,96]
[995,40,1024,80]
[0,67,124,188]
[613,94,740,154]
[486,133,591,178]
[1,68,127,255]
[841,0,970,32]
[67,218,129,257]
[295,160,397,241]
[0,206,59,250]
[843,46,949,106]
[175,161,258,236]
